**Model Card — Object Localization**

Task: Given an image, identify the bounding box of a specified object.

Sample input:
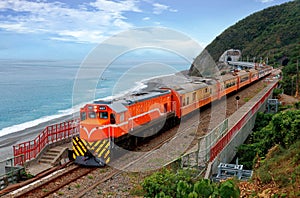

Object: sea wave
[96,80,148,101]
[0,113,72,138]
[0,101,90,138]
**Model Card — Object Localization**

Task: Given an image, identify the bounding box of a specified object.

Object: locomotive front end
[72,103,116,167]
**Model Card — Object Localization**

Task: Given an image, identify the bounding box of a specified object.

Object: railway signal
[235,95,240,110]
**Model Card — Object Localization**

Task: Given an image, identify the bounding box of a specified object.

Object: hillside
[189,0,300,77]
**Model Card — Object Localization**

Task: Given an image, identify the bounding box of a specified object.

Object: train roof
[94,68,269,108]
[216,73,237,81]
[236,70,250,77]
[94,89,171,107]
[143,73,216,95]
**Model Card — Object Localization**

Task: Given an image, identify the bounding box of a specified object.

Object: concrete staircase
[26,145,71,176]
[39,146,68,166]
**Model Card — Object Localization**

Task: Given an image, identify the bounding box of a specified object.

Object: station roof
[228,61,255,68]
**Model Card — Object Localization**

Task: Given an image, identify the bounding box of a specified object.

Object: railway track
[4,129,181,198]
[8,164,95,198]
[72,124,195,198]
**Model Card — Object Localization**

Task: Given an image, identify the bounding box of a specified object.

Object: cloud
[0,0,142,43]
[258,0,274,3]
[0,0,178,43]
[90,0,141,13]
[153,3,177,15]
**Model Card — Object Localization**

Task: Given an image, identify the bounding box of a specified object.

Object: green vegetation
[57,191,64,196]
[254,140,300,196]
[236,110,300,169]
[141,169,240,198]
[243,97,250,102]
[97,189,102,195]
[189,0,300,83]
[294,101,300,109]
[20,170,34,180]
[206,0,299,65]
[272,88,282,99]
[42,188,49,192]
[235,104,300,196]
[74,183,81,188]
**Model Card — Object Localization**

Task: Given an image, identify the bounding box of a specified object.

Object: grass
[42,188,49,192]
[129,185,145,196]
[57,191,64,195]
[253,140,300,196]
[74,183,81,188]
[243,97,250,102]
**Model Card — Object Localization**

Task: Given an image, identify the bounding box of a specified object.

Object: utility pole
[295,59,299,98]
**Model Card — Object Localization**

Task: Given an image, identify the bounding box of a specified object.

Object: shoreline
[0,113,78,162]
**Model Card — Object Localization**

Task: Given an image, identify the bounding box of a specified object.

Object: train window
[241,76,249,82]
[225,80,236,88]
[183,98,186,106]
[120,113,124,122]
[187,97,189,105]
[80,112,87,121]
[205,88,208,93]
[89,112,96,119]
[99,112,108,119]
[192,92,196,101]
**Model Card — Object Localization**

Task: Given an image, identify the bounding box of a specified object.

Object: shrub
[219,180,240,198]
[142,169,239,198]
[273,88,282,98]
[295,101,300,109]
[142,169,193,197]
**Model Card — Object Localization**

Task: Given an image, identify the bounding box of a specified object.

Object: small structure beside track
[0,157,24,190]
[213,163,253,182]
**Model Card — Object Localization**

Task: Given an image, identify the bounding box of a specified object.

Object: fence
[13,118,79,166]
[210,81,277,162]
[181,119,228,168]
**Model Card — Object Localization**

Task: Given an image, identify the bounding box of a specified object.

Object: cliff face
[189,0,300,77]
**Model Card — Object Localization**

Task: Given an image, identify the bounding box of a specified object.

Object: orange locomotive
[72,66,272,166]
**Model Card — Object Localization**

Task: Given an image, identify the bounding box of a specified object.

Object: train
[72,65,273,166]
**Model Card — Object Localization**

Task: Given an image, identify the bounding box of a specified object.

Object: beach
[0,113,77,165]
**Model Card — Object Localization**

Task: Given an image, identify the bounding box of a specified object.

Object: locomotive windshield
[80,112,86,121]
[89,112,96,119]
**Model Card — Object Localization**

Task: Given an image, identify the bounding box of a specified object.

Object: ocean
[0,59,190,138]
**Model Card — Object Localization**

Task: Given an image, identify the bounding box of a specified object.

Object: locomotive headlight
[99,106,106,110]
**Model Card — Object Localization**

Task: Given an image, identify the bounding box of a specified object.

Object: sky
[0,0,293,61]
